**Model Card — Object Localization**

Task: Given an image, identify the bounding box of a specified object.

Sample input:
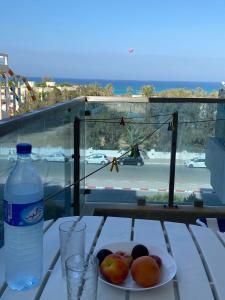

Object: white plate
[95,241,177,291]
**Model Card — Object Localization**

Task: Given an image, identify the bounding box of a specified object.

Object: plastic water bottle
[4,143,44,291]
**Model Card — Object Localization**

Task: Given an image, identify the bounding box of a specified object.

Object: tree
[157,88,192,98]
[42,76,53,83]
[127,86,133,97]
[193,87,207,98]
[141,85,154,97]
[47,87,62,104]
[104,83,114,96]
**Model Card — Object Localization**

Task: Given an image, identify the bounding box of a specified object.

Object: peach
[100,254,129,284]
[131,256,160,287]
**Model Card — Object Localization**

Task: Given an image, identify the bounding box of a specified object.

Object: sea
[29,77,222,95]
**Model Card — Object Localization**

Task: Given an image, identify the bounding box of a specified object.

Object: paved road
[0,159,211,192]
[85,163,211,191]
[84,163,217,204]
[0,159,215,207]
[0,158,218,206]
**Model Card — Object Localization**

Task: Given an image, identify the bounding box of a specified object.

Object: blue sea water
[29,77,221,95]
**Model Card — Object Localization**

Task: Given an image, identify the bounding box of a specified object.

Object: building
[206,87,225,204]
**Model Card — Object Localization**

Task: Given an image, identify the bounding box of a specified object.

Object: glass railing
[0,98,86,247]
[1,95,225,246]
[84,97,225,208]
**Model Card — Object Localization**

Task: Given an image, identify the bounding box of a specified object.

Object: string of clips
[83,117,225,125]
[44,115,225,202]
[81,112,173,121]
[44,115,172,202]
[179,118,225,124]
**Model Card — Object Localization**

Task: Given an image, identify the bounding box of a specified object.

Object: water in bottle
[4,143,44,291]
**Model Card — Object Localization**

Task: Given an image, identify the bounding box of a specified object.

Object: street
[85,163,211,192]
[0,159,215,205]
[0,159,212,192]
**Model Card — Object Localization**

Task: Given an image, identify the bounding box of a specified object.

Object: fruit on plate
[100,254,129,284]
[131,244,149,260]
[96,249,113,265]
[114,251,133,267]
[131,256,160,287]
[150,255,162,268]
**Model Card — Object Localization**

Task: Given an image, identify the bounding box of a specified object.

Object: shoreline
[28,77,222,95]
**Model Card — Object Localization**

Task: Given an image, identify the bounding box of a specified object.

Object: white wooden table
[1,216,225,300]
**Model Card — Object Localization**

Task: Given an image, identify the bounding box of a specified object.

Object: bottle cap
[16,143,32,154]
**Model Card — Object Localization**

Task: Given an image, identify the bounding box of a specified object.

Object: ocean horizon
[29,77,222,95]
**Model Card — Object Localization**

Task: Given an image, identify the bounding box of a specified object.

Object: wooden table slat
[130,219,175,300]
[190,225,225,300]
[95,217,132,249]
[133,219,167,250]
[40,216,104,300]
[165,222,214,300]
[0,219,54,292]
[1,217,224,300]
[95,217,132,300]
[43,219,54,231]
[1,216,78,300]
[217,231,225,245]
[0,246,5,290]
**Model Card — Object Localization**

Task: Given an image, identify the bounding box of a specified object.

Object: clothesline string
[44,116,172,202]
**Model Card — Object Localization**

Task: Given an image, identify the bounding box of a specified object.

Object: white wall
[0,146,205,161]
[206,137,225,204]
[85,148,205,160]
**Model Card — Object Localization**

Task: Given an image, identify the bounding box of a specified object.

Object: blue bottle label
[4,199,44,226]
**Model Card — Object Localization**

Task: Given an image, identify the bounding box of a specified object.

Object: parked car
[8,150,40,161]
[43,152,69,162]
[31,153,41,161]
[8,150,17,161]
[118,156,144,166]
[85,154,110,165]
[184,157,206,168]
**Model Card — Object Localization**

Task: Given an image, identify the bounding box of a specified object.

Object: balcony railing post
[73,117,80,215]
[168,111,178,208]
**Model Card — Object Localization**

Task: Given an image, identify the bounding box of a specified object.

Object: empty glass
[59,220,86,277]
[65,254,98,300]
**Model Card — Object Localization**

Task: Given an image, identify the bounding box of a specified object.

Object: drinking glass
[59,220,86,277]
[65,254,98,300]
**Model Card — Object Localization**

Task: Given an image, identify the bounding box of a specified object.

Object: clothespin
[110,157,119,172]
[120,116,125,126]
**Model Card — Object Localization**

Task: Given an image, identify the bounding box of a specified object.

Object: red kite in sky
[128,48,134,54]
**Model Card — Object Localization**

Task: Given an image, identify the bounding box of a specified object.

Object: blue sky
[1,0,225,81]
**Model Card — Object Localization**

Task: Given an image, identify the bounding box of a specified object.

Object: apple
[131,256,160,287]
[100,254,129,284]
[114,251,133,267]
